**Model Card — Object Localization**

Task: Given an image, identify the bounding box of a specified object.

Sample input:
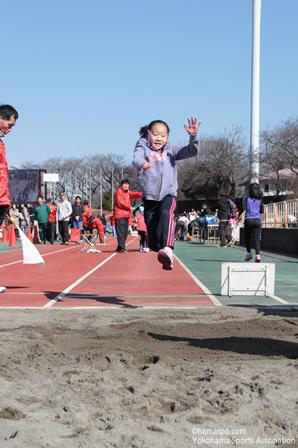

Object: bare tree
[178,126,249,200]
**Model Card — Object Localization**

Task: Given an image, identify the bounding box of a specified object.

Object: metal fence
[263,199,298,228]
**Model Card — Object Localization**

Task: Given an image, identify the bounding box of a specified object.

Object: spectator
[110,213,116,238]
[89,215,104,243]
[0,104,18,293]
[57,192,72,245]
[175,214,189,241]
[46,198,57,244]
[100,214,107,233]
[82,200,92,234]
[114,179,142,253]
[216,190,232,248]
[9,204,20,238]
[239,183,264,262]
[72,196,84,230]
[34,196,51,244]
[137,205,149,252]
[21,203,30,234]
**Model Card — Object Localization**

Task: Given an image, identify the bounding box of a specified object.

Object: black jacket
[72,203,84,221]
[217,197,231,221]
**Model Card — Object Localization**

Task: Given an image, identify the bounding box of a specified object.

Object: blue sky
[2,0,298,168]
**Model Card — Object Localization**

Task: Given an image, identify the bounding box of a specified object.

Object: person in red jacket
[110,214,116,238]
[46,198,57,244]
[89,215,104,243]
[114,179,142,253]
[82,200,92,234]
[137,205,149,252]
[0,104,18,293]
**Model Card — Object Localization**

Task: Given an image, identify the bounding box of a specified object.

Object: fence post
[274,203,278,227]
[285,201,288,228]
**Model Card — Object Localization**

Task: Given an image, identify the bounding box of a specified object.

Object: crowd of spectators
[6,193,107,245]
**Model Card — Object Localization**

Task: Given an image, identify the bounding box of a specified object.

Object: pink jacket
[137,212,147,232]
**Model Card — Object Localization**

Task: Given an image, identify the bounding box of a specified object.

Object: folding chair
[80,233,101,253]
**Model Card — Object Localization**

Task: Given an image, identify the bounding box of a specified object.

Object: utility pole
[250,0,262,184]
[111,167,114,211]
[89,167,92,209]
[100,169,103,216]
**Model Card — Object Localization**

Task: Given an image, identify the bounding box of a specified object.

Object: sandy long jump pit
[0,306,297,448]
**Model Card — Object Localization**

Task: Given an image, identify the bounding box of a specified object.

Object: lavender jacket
[132,134,200,202]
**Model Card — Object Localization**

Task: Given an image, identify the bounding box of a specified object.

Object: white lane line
[0,246,74,268]
[173,254,223,307]
[269,294,289,304]
[44,237,138,308]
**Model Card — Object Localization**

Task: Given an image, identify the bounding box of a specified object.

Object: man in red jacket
[82,200,92,234]
[0,104,18,293]
[114,179,142,253]
[46,198,57,244]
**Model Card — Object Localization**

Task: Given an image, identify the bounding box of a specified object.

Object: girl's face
[149,123,168,150]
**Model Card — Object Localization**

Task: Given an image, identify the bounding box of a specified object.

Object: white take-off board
[221,263,275,297]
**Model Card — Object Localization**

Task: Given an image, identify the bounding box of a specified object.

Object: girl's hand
[184,116,202,135]
[141,162,154,172]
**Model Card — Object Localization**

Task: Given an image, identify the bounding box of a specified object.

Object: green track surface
[0,241,23,252]
[174,241,298,306]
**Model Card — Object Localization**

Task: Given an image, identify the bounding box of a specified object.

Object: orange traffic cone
[8,226,18,248]
[33,226,40,244]
[26,225,33,243]
[1,226,8,243]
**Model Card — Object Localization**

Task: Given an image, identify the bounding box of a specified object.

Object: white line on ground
[0,246,74,268]
[269,294,289,304]
[173,254,223,306]
[43,237,138,308]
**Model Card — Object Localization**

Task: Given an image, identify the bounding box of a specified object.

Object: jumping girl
[132,116,201,270]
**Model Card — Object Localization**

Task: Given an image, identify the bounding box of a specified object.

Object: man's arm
[129,191,142,199]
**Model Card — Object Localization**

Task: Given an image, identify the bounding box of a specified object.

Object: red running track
[0,236,216,308]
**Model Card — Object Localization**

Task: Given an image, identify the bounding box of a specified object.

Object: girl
[132,116,201,270]
[137,204,149,252]
[241,183,264,262]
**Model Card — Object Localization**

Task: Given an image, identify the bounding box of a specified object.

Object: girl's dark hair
[249,183,263,199]
[139,120,170,138]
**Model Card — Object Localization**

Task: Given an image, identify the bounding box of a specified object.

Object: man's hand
[184,116,202,135]
[141,162,154,172]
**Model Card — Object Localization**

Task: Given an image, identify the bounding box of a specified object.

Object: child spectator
[132,116,201,270]
[137,205,149,252]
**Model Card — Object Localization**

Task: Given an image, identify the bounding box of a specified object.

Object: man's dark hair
[89,215,95,221]
[121,179,130,186]
[75,195,81,200]
[46,198,52,203]
[218,189,226,197]
[0,104,19,120]
[84,200,89,205]
[37,195,43,200]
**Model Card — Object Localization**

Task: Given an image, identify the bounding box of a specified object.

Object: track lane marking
[0,246,75,268]
[44,237,138,308]
[173,254,223,306]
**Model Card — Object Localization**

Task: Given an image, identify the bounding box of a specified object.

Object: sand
[0,306,298,448]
